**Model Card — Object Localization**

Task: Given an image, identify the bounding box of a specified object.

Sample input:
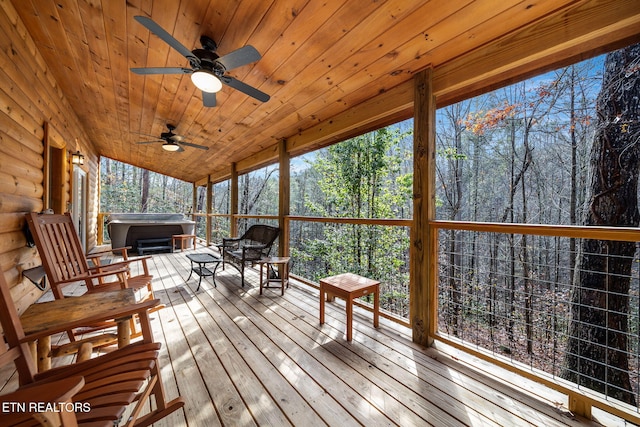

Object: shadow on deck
[5,246,614,426]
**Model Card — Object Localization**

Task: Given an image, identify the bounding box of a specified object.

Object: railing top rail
[287,215,412,226]
[431,220,640,241]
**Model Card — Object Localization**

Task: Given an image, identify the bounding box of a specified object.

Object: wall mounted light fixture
[71,151,85,165]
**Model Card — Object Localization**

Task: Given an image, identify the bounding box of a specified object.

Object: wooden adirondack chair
[0,269,185,427]
[25,212,154,301]
[25,212,160,345]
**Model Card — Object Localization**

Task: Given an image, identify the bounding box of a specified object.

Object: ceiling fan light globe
[191,70,222,93]
[162,142,181,152]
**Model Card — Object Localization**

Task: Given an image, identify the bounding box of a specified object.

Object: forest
[101,43,640,406]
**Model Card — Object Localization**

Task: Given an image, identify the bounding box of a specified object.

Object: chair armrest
[0,376,84,425]
[97,256,151,276]
[242,244,268,261]
[222,237,241,245]
[88,246,132,256]
[243,244,267,250]
[55,267,131,285]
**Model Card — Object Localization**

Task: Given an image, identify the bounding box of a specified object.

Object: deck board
[3,246,611,426]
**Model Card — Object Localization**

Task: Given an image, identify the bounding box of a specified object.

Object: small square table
[319,273,380,341]
[185,253,222,290]
[172,234,196,251]
[257,256,291,295]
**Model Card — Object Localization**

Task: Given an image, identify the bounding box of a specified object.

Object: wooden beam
[432,0,640,107]
[278,139,290,257]
[230,163,238,238]
[206,176,212,247]
[43,122,50,210]
[410,68,436,347]
[287,81,414,158]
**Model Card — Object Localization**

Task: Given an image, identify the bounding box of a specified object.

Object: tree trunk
[562,43,640,405]
[140,169,150,212]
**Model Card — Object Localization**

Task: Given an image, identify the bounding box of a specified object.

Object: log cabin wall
[0,1,99,314]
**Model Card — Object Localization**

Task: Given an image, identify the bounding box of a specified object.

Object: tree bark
[562,43,640,405]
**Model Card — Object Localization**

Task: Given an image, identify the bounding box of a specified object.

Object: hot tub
[107,213,196,251]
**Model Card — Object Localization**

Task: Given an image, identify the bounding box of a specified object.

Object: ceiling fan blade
[131,67,192,75]
[136,140,162,144]
[221,76,270,102]
[202,91,216,107]
[216,45,261,71]
[179,141,209,150]
[134,16,198,63]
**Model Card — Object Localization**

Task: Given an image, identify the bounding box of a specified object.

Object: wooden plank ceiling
[9,0,640,183]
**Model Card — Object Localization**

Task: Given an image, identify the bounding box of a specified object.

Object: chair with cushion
[220,224,280,286]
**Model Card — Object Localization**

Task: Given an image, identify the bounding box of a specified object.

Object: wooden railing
[98,210,640,423]
[431,220,640,424]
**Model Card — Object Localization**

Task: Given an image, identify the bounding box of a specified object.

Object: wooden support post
[43,121,51,211]
[230,163,238,237]
[410,68,436,347]
[568,393,592,420]
[206,175,213,246]
[278,139,290,257]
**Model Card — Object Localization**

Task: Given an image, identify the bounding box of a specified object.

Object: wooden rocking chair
[25,212,158,346]
[0,269,185,426]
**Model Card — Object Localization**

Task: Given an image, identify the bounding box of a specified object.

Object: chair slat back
[26,213,90,286]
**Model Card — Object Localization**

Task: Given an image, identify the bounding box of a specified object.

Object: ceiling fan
[131,15,270,107]
[136,124,209,152]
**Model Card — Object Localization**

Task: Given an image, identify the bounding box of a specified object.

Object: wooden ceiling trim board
[201,0,379,151]
[28,1,94,114]
[286,79,414,157]
[99,0,134,142]
[125,8,150,152]
[432,0,640,106]
[269,0,543,127]
[77,0,123,157]
[195,0,308,125]
[148,0,214,136]
[198,0,239,50]
[235,141,279,176]
[205,79,414,183]
[135,0,181,135]
[212,2,452,167]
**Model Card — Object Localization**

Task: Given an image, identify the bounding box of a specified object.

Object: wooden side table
[19,289,143,372]
[319,273,380,341]
[257,257,291,295]
[172,234,196,251]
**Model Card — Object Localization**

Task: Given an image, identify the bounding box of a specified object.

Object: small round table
[257,256,291,295]
[185,253,222,291]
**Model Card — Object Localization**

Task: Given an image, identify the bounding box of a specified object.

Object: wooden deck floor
[5,246,619,426]
[135,247,607,427]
